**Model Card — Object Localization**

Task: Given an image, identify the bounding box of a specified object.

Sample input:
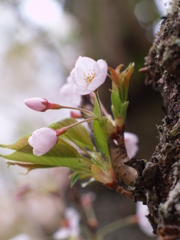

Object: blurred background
[0,0,171,239]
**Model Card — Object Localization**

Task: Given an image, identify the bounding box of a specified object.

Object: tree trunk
[128,1,180,239]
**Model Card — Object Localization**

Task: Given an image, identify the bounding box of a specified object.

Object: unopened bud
[24,97,48,112]
[70,111,82,118]
[24,97,61,112]
[28,127,58,156]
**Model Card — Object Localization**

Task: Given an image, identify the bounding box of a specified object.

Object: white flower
[124,132,139,158]
[136,202,154,237]
[24,97,48,112]
[70,56,108,95]
[28,127,58,156]
[60,76,81,107]
[53,207,80,239]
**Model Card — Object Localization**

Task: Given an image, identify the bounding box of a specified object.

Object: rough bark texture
[128,1,180,239]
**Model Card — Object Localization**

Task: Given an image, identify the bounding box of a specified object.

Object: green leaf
[111,90,122,112]
[93,120,110,158]
[7,161,54,173]
[111,105,120,119]
[70,172,81,187]
[121,101,129,121]
[93,98,102,119]
[0,136,30,150]
[0,137,81,170]
[50,118,94,151]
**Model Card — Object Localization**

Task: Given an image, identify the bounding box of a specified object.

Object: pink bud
[28,127,58,156]
[70,111,82,118]
[24,97,48,112]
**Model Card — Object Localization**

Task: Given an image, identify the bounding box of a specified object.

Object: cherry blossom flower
[136,202,154,237]
[28,127,58,156]
[24,97,48,112]
[70,56,108,95]
[53,207,80,239]
[124,132,139,158]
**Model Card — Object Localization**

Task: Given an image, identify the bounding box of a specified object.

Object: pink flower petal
[28,128,58,156]
[60,83,81,107]
[93,62,100,76]
[87,73,106,92]
[97,59,108,74]
[73,68,87,87]
[74,85,91,95]
[75,56,96,74]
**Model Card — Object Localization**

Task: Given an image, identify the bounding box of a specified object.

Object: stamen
[84,69,95,84]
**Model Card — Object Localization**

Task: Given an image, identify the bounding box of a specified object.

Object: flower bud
[28,127,58,156]
[70,111,82,118]
[24,97,48,112]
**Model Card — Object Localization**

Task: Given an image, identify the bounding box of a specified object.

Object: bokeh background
[0,0,171,239]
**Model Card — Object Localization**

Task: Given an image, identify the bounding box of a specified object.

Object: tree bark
[128,1,180,239]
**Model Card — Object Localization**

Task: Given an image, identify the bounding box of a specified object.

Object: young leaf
[121,101,129,121]
[111,90,122,112]
[7,161,54,173]
[93,120,110,158]
[50,118,94,151]
[70,172,81,187]
[111,105,120,119]
[0,136,30,150]
[0,137,81,170]
[93,98,102,119]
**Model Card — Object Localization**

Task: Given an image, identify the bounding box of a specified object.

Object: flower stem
[100,101,111,119]
[56,118,95,136]
[97,215,138,237]
[94,90,103,119]
[51,103,95,117]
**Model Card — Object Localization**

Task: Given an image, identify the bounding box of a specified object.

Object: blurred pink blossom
[136,202,154,237]
[60,75,81,107]
[53,207,80,239]
[80,192,96,207]
[9,233,31,240]
[124,132,139,158]
[114,132,139,158]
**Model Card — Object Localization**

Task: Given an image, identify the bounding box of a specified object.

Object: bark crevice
[130,3,180,238]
